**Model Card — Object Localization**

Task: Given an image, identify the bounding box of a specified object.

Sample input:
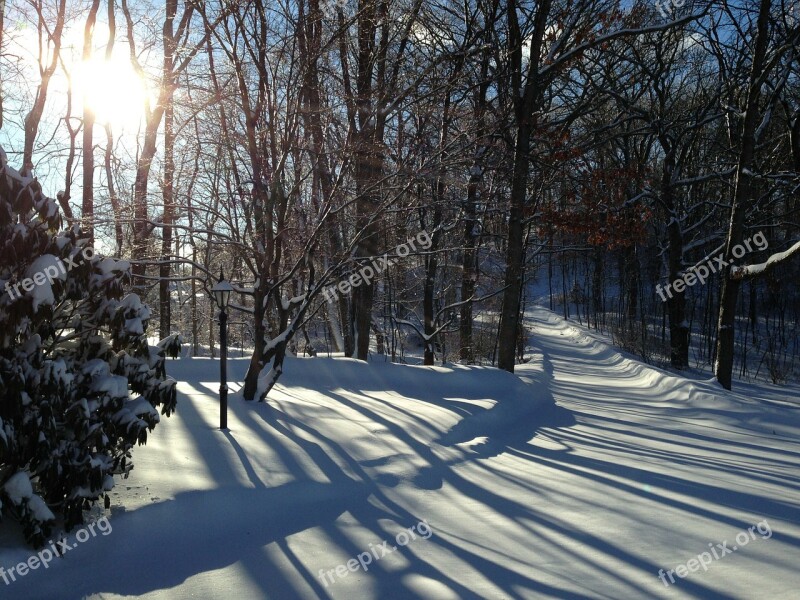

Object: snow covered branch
[731,240,800,279]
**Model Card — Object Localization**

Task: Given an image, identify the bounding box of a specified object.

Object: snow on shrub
[0,147,179,547]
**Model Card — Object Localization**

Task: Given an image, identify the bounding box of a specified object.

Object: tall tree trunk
[61,74,78,224]
[159,0,176,338]
[102,1,120,252]
[715,0,772,389]
[121,0,178,283]
[351,132,383,360]
[189,195,199,356]
[298,0,350,353]
[104,126,123,255]
[592,247,603,329]
[423,96,449,366]
[461,8,493,362]
[81,0,101,243]
[1,0,5,130]
[659,145,689,368]
[242,281,268,401]
[129,95,165,284]
[346,0,391,361]
[666,222,689,368]
[22,0,67,174]
[460,176,479,362]
[497,0,552,372]
[498,122,531,372]
[423,229,440,365]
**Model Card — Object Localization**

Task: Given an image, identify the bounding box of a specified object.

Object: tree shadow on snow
[11,481,366,599]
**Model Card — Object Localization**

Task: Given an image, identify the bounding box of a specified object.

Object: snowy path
[3,307,800,599]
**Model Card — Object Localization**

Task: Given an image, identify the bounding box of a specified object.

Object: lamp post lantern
[212,271,234,430]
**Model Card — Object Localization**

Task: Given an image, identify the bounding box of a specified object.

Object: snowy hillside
[2,307,799,599]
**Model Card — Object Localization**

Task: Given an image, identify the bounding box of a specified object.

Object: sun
[72,54,148,131]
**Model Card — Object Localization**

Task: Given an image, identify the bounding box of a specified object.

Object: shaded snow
[3,472,55,522]
[2,307,799,599]
[3,472,33,504]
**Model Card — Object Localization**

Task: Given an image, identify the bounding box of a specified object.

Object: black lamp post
[212,271,233,430]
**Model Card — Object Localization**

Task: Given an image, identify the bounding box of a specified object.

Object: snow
[25,254,65,311]
[119,293,150,319]
[82,358,112,379]
[26,495,56,523]
[44,358,75,388]
[732,239,800,279]
[2,472,55,523]
[26,254,66,282]
[112,397,160,432]
[2,306,799,599]
[96,257,130,274]
[124,318,145,335]
[3,472,33,504]
[0,150,32,187]
[262,328,291,354]
[91,374,129,398]
[282,293,308,311]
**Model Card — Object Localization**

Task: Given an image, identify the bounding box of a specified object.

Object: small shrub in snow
[0,147,178,547]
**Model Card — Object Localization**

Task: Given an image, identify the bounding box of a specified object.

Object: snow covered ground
[2,306,799,599]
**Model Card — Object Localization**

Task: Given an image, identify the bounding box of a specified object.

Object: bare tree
[81,0,101,242]
[22,0,67,174]
[716,0,799,388]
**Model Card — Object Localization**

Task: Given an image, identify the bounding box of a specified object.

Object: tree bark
[104,126,123,255]
[715,0,772,389]
[22,0,67,173]
[1,0,5,130]
[497,0,552,372]
[298,0,350,354]
[159,0,176,338]
[81,0,101,243]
